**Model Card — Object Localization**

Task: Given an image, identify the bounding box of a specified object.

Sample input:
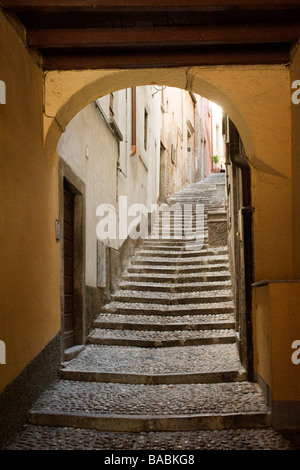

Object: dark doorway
[159,142,167,203]
[63,183,76,350]
[225,117,254,380]
[59,160,86,361]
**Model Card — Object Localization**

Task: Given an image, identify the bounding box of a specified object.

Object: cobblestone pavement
[6,425,300,450]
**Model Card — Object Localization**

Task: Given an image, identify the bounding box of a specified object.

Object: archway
[48,69,259,375]
[44,67,257,162]
[44,64,293,394]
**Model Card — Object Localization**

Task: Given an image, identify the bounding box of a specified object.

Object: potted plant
[212,155,220,173]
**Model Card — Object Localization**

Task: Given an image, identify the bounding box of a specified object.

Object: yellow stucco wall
[253,283,300,403]
[270,283,300,402]
[291,43,300,278]
[0,12,61,392]
[253,285,272,388]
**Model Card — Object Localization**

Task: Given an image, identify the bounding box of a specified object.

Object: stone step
[155,209,210,214]
[28,380,271,432]
[93,312,235,330]
[167,199,223,204]
[127,263,230,274]
[10,425,299,450]
[142,240,213,248]
[149,234,208,242]
[140,241,227,251]
[145,237,209,245]
[135,250,227,259]
[144,237,210,242]
[154,216,208,221]
[152,219,208,225]
[122,272,231,283]
[129,257,230,266]
[118,280,232,292]
[111,290,233,305]
[140,242,224,251]
[151,227,208,233]
[60,344,245,384]
[149,233,208,241]
[102,301,234,316]
[87,327,236,347]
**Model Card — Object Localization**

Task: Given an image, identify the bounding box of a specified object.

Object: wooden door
[63,185,75,349]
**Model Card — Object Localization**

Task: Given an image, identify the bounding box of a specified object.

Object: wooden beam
[41,47,291,70]
[1,0,300,11]
[27,24,300,48]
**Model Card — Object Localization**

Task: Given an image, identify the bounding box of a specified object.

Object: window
[216,124,220,150]
[144,108,148,151]
[109,92,114,118]
[171,145,176,164]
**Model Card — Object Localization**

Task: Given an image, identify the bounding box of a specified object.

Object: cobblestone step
[111,290,233,305]
[118,280,232,292]
[150,229,208,236]
[150,225,208,230]
[127,264,230,274]
[167,200,222,205]
[93,312,235,330]
[27,381,271,432]
[143,239,210,246]
[9,425,300,450]
[132,253,227,262]
[87,327,236,348]
[129,259,230,268]
[140,243,227,253]
[59,344,245,384]
[122,272,231,283]
[135,250,226,259]
[61,343,244,375]
[153,218,207,223]
[103,301,234,316]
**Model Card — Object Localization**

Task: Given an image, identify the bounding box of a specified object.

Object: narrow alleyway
[5,174,300,450]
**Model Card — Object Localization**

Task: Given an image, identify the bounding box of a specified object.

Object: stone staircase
[26,173,271,434]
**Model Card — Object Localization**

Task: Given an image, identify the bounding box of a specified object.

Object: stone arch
[43,64,295,394]
[44,67,256,162]
[44,64,294,283]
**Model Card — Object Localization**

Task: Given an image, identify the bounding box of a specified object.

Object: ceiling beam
[41,47,291,70]
[1,0,300,11]
[27,24,300,48]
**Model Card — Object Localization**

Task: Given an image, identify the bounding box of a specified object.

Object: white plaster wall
[212,102,225,169]
[57,102,118,287]
[57,86,162,286]
[56,85,211,288]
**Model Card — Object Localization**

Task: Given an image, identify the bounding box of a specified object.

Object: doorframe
[226,118,254,381]
[159,141,167,203]
[58,158,86,361]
